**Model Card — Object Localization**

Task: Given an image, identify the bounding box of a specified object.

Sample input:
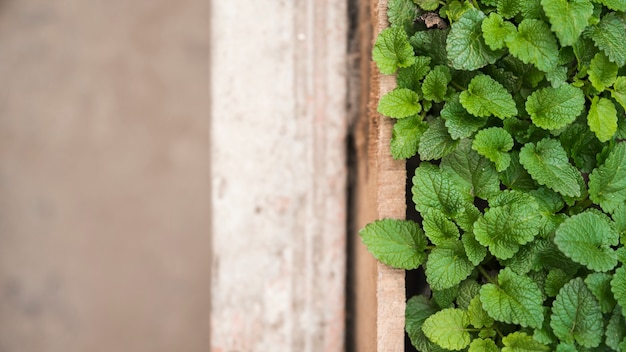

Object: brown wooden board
[352,0,405,351]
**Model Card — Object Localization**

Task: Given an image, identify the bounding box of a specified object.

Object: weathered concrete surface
[210,0,348,351]
[0,1,210,351]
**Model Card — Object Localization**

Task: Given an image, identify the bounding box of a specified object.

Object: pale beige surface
[0,1,210,351]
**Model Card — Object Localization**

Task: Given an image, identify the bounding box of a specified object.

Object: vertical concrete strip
[209,0,347,351]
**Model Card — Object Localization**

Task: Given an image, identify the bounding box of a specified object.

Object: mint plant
[360,0,626,350]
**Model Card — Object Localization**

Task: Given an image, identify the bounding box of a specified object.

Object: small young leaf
[472,127,514,171]
[397,56,431,91]
[585,12,626,67]
[378,88,422,119]
[468,338,499,352]
[541,0,593,46]
[612,76,626,111]
[500,151,537,191]
[359,219,428,269]
[551,277,603,347]
[480,268,544,328]
[589,143,626,213]
[405,295,441,352]
[423,210,460,245]
[585,272,617,313]
[462,232,487,266]
[391,114,428,160]
[525,84,585,130]
[422,65,452,103]
[482,13,517,50]
[422,308,471,351]
[554,211,618,272]
[372,27,416,74]
[468,295,494,328]
[498,0,521,18]
[589,51,619,91]
[506,19,559,72]
[502,331,550,351]
[446,8,504,70]
[441,95,488,140]
[441,139,501,200]
[460,75,518,118]
[545,269,572,297]
[425,240,475,290]
[457,279,482,309]
[418,117,459,160]
[588,96,618,142]
[519,138,583,197]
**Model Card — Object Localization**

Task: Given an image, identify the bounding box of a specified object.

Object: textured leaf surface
[372,27,416,74]
[506,19,559,72]
[425,240,475,290]
[388,0,418,32]
[460,75,517,118]
[474,190,542,259]
[446,9,503,70]
[588,143,626,212]
[359,219,428,269]
[611,266,626,311]
[418,117,459,160]
[422,65,451,103]
[593,0,626,10]
[482,13,516,50]
[468,338,499,352]
[405,295,440,352]
[423,210,460,245]
[587,96,617,142]
[462,232,487,266]
[541,0,593,46]
[519,138,583,197]
[414,0,439,10]
[606,306,626,350]
[441,139,500,199]
[502,332,550,351]
[396,56,431,91]
[584,272,616,313]
[441,95,488,140]
[378,88,422,119]
[612,76,626,111]
[550,278,603,347]
[472,127,514,172]
[390,114,428,160]
[554,211,618,272]
[525,84,585,130]
[412,163,469,217]
[422,308,471,351]
[585,12,626,67]
[468,295,494,328]
[589,51,618,91]
[480,268,544,328]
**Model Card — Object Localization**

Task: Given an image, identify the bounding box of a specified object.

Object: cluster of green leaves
[362,0,626,350]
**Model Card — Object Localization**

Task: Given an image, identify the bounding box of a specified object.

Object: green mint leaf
[441,95,488,140]
[457,279,482,309]
[589,143,626,213]
[482,13,517,50]
[554,211,619,272]
[423,210,460,245]
[519,138,583,197]
[373,27,416,74]
[545,268,573,297]
[468,338,499,352]
[397,56,432,91]
[502,332,550,351]
[592,0,626,10]
[414,0,440,10]
[545,65,569,88]
[611,76,626,111]
[550,278,603,348]
[500,151,537,191]
[555,343,577,352]
[422,308,471,351]
[433,286,459,309]
[472,127,514,172]
[460,74,518,118]
[418,117,459,160]
[506,19,559,72]
[410,29,449,65]
[480,268,544,328]
[388,0,418,33]
[422,65,452,103]
[405,295,441,352]
[425,240,475,291]
[584,272,617,313]
[525,84,585,130]
[534,313,558,345]
[606,306,626,351]
[559,121,604,173]
[498,0,522,18]
[474,190,542,259]
[585,12,626,67]
[446,8,504,71]
[611,266,626,313]
[441,139,501,200]
[412,163,470,218]
[462,232,488,266]
[589,51,619,92]
[520,0,548,20]
[541,0,593,46]
[468,295,494,328]
[391,114,429,160]
[359,219,428,269]
[588,96,618,142]
[378,88,422,119]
